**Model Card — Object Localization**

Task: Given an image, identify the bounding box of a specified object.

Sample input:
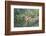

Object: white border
[11,5,42,31]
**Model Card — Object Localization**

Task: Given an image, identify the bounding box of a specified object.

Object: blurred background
[14,8,39,27]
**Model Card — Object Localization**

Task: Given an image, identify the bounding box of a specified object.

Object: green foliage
[14,8,39,27]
